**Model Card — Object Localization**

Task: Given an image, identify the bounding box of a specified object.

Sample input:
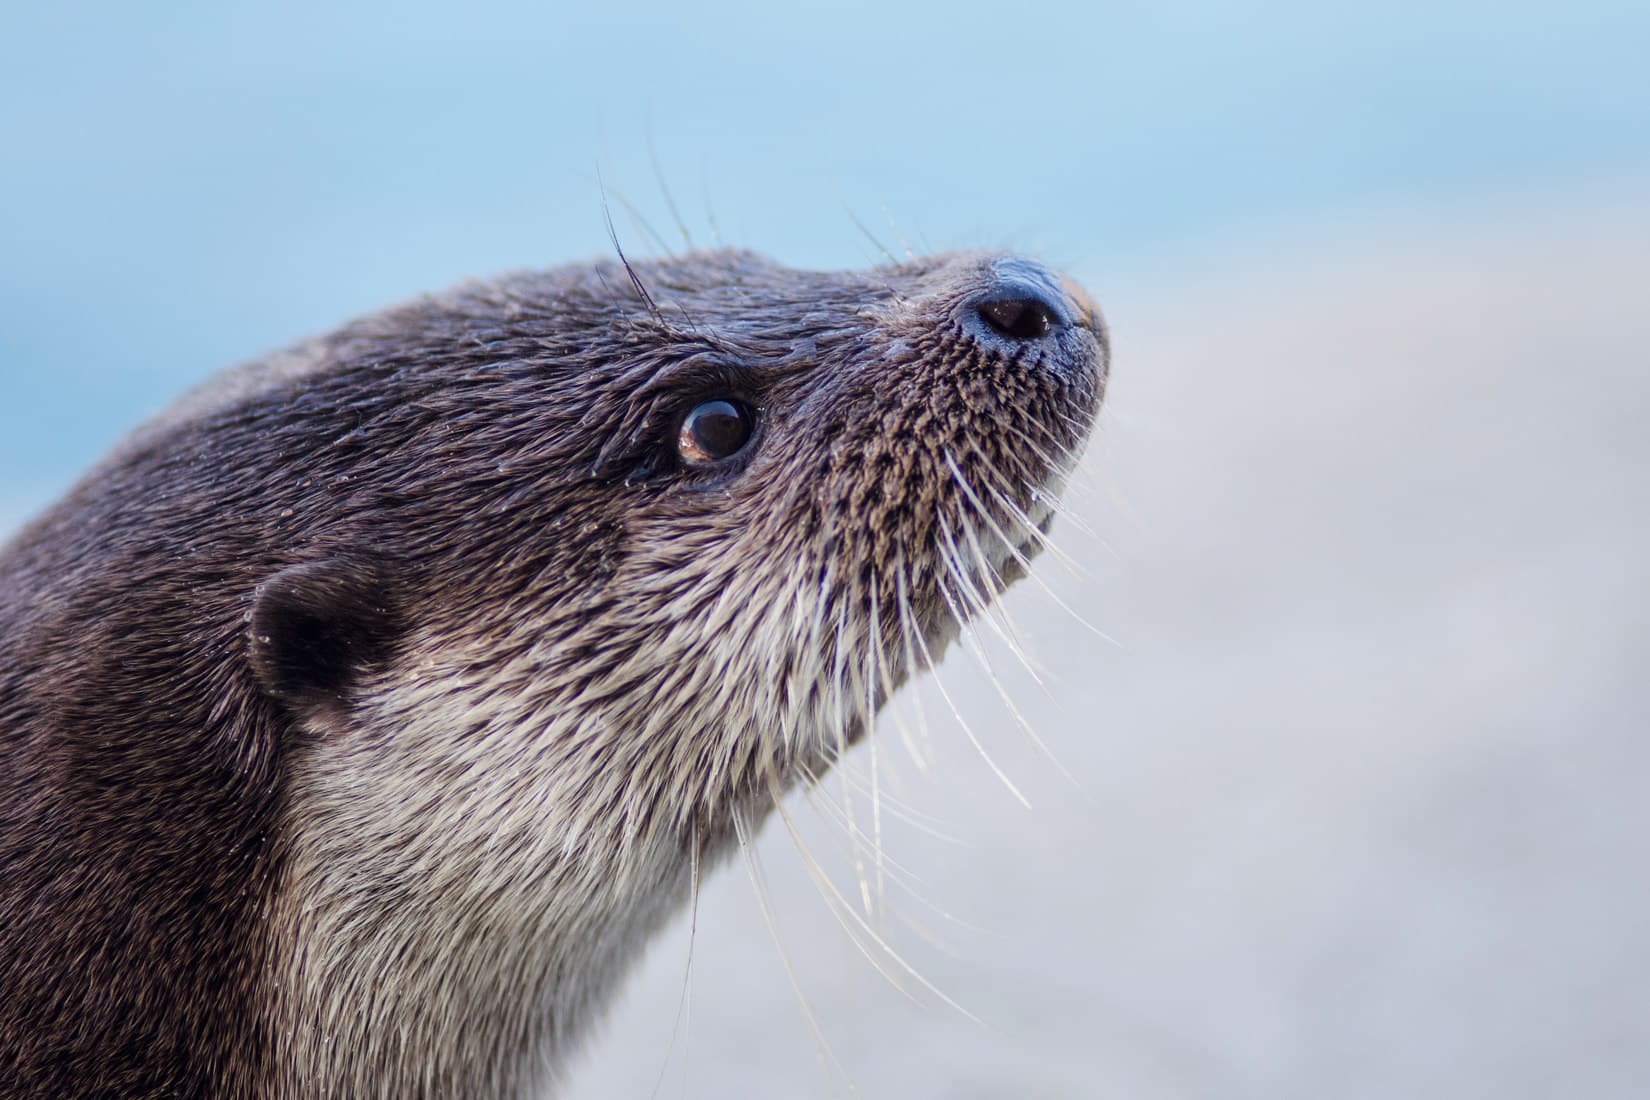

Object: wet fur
[0,249,1106,1097]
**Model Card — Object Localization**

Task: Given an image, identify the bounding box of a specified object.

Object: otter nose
[966,258,1093,347]
[977,295,1056,340]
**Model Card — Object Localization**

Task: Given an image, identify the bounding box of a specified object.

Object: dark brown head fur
[0,248,1106,1098]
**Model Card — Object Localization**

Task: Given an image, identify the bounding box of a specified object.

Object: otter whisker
[938,499,1031,635]
[733,807,856,1094]
[953,516,1052,686]
[861,579,888,927]
[793,780,995,941]
[879,203,917,261]
[772,785,921,1010]
[806,555,838,686]
[794,773,942,893]
[802,759,964,846]
[934,508,1044,686]
[973,481,1120,648]
[997,417,1097,508]
[988,481,1091,580]
[928,516,984,626]
[1032,473,1107,547]
[597,185,663,323]
[965,437,1095,565]
[969,445,1111,601]
[891,551,939,768]
[841,201,898,265]
[1024,414,1110,524]
[825,596,877,922]
[766,774,981,1024]
[929,562,1031,723]
[700,170,722,246]
[955,444,1080,564]
[647,823,702,1100]
[645,134,694,252]
[932,494,996,601]
[607,182,676,261]
[937,568,1077,786]
[905,586,1031,809]
[867,579,928,776]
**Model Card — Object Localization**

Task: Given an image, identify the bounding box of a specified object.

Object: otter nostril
[977,296,1055,341]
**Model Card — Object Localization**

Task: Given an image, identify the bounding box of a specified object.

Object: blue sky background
[2,1,1647,506]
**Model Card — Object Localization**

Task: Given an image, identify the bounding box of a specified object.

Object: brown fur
[0,249,1106,1097]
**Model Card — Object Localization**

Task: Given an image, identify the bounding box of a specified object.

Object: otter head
[236,248,1106,1095]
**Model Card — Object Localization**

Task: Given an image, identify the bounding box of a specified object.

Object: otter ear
[247,558,402,724]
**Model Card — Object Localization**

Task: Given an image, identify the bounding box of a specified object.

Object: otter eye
[677,399,754,465]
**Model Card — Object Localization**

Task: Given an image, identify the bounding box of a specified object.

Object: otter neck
[269,798,699,1098]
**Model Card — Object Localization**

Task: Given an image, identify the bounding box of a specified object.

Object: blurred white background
[3,2,1646,1096]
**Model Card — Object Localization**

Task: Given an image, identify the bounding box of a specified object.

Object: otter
[0,247,1107,1098]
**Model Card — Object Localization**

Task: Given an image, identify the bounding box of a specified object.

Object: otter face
[250,250,1104,845]
[0,246,1104,1098]
[231,248,1106,1095]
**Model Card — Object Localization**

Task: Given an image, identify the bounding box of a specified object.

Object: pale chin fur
[268,522,860,1097]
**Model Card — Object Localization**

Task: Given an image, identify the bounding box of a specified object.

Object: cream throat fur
[0,248,1108,1097]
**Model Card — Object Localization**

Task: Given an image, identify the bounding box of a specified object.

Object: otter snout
[956,256,1108,394]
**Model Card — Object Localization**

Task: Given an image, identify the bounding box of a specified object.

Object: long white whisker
[648,824,702,1100]
[767,773,982,1024]
[934,509,1047,686]
[734,807,855,1093]
[828,597,875,921]
[866,579,926,776]
[955,453,1120,648]
[805,760,963,844]
[905,593,1030,809]
[774,792,925,1008]
[793,784,993,938]
[795,785,940,894]
[957,444,1085,568]
[891,554,937,771]
[862,578,887,929]
[955,516,1045,673]
[937,570,1078,786]
[997,420,1105,533]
